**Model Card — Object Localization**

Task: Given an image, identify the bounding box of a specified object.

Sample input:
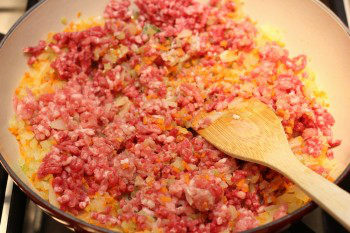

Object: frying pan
[0,0,349,232]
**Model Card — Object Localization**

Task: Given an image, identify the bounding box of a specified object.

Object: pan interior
[0,0,349,231]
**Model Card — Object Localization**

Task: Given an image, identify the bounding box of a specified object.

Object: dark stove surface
[1,0,349,233]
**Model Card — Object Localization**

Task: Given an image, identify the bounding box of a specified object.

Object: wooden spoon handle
[273,154,350,231]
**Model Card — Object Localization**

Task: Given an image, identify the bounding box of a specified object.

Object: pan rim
[0,0,349,232]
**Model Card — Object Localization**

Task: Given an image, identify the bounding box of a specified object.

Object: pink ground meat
[16,0,341,232]
[135,0,210,37]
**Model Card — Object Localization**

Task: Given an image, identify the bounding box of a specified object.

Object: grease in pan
[9,0,342,232]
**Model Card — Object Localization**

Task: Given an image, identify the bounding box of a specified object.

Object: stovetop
[0,0,349,233]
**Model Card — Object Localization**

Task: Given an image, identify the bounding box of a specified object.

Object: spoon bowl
[197,99,289,167]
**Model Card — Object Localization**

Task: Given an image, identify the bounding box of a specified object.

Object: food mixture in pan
[10,0,341,232]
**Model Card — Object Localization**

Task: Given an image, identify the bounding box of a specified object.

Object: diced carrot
[143,117,148,125]
[121,163,129,169]
[158,45,168,51]
[160,187,168,193]
[220,40,228,48]
[237,179,249,192]
[160,195,172,203]
[184,173,190,184]
[172,167,180,173]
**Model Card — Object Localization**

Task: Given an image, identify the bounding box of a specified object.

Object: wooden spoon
[196,98,350,230]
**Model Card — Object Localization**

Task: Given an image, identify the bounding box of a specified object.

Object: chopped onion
[116,32,125,40]
[178,30,192,38]
[143,24,161,36]
[48,184,59,207]
[115,96,130,107]
[117,45,129,59]
[50,119,67,130]
[135,175,146,187]
[220,50,238,63]
[171,157,184,171]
